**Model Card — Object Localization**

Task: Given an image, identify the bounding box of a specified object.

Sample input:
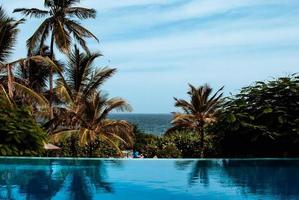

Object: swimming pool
[0,158,298,200]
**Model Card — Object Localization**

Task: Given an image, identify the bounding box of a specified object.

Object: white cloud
[1,0,299,112]
[98,25,299,65]
[80,0,173,10]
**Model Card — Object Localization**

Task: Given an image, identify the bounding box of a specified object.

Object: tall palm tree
[0,7,23,63]
[0,6,25,98]
[167,84,224,158]
[14,0,99,117]
[0,54,60,117]
[47,46,133,157]
[0,6,53,118]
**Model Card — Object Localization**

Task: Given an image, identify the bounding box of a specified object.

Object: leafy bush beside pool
[0,99,46,156]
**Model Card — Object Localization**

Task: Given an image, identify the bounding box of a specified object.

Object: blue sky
[1,0,299,113]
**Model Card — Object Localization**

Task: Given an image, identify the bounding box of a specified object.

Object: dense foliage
[133,127,181,158]
[134,75,299,158]
[1,1,299,158]
[47,46,133,157]
[213,75,299,157]
[49,137,119,157]
[0,3,134,157]
[0,99,46,156]
[134,127,216,158]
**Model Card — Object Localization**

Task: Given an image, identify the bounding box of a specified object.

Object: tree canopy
[213,74,299,157]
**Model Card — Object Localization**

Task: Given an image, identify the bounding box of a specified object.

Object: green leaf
[227,113,236,123]
[0,149,6,155]
[263,108,273,114]
[278,116,284,124]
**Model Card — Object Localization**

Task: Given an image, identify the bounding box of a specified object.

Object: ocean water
[0,158,298,200]
[110,114,172,135]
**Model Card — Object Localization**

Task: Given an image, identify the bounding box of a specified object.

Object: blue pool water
[0,158,298,200]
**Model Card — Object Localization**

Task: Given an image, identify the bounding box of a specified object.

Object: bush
[0,101,46,156]
[132,126,182,158]
[164,131,201,158]
[212,75,299,157]
[53,137,119,157]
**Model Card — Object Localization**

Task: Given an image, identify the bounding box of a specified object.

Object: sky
[1,0,299,113]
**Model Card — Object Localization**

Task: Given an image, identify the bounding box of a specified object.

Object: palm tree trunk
[7,64,14,99]
[70,136,77,157]
[49,32,54,119]
[88,143,93,157]
[199,124,205,158]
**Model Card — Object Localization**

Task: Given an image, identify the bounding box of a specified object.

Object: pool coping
[1,156,299,161]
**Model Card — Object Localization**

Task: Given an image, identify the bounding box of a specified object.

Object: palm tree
[1,55,60,118]
[16,46,52,94]
[0,6,25,98]
[14,0,99,117]
[0,7,23,63]
[0,6,54,119]
[167,84,223,158]
[47,46,133,157]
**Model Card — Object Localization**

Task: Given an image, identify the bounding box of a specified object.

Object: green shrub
[164,131,201,158]
[53,137,119,157]
[155,139,182,158]
[0,101,46,156]
[133,128,182,158]
[212,75,299,157]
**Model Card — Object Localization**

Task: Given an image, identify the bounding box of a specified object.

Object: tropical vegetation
[47,46,134,157]
[0,97,46,156]
[134,75,299,158]
[0,1,134,157]
[0,1,298,158]
[14,0,99,117]
[167,84,223,158]
[212,74,299,157]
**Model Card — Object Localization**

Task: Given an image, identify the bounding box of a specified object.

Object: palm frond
[65,47,101,94]
[14,82,49,108]
[56,84,73,104]
[30,56,62,72]
[99,134,123,156]
[174,97,195,113]
[16,0,98,58]
[53,21,71,53]
[50,129,79,143]
[97,97,132,123]
[170,84,224,136]
[106,97,132,112]
[66,7,96,19]
[65,0,81,7]
[84,67,117,97]
[26,18,52,54]
[100,120,134,145]
[13,8,49,18]
[0,7,24,63]
[0,84,13,107]
[64,19,99,53]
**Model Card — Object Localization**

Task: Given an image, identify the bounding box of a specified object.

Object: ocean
[110,114,172,135]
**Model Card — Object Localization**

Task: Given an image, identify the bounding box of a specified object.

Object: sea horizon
[110,113,172,135]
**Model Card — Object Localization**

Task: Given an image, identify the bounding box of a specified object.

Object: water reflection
[176,159,299,200]
[222,160,299,199]
[175,160,214,186]
[0,159,299,200]
[0,159,117,200]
